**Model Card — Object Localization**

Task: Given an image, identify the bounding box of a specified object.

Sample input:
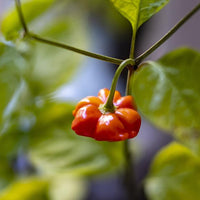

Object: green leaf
[29,16,87,94]
[0,176,87,200]
[29,127,124,176]
[2,1,88,94]
[0,42,27,131]
[0,177,49,200]
[173,128,200,157]
[48,175,87,200]
[1,0,55,40]
[132,48,200,132]
[145,142,200,200]
[0,157,15,190]
[28,103,124,176]
[0,43,32,156]
[110,0,169,38]
[0,1,89,157]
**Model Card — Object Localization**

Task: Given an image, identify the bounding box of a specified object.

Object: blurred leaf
[34,101,74,127]
[29,16,87,94]
[1,0,55,40]
[0,157,15,190]
[0,175,87,200]
[0,99,71,157]
[49,175,87,200]
[2,0,89,94]
[0,43,32,156]
[0,42,27,132]
[29,127,124,176]
[145,142,200,200]
[16,1,89,95]
[110,0,169,40]
[28,102,124,176]
[0,0,89,158]
[0,110,36,157]
[0,177,49,200]
[132,48,200,132]
[174,128,200,157]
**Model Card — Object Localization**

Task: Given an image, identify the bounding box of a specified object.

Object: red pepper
[71,88,141,142]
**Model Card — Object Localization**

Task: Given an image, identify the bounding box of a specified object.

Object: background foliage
[0,0,125,199]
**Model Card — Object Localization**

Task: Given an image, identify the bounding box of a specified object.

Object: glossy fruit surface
[72,88,141,142]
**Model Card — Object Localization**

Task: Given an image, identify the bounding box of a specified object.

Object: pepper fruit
[71,88,141,142]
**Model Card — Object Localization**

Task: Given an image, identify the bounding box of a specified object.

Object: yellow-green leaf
[28,103,124,176]
[0,42,27,132]
[145,142,200,200]
[132,48,200,132]
[0,176,87,200]
[0,177,49,200]
[1,0,55,40]
[29,126,124,176]
[0,157,15,190]
[29,17,87,94]
[110,0,169,39]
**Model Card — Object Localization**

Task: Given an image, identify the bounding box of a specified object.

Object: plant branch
[15,0,29,34]
[129,31,136,59]
[15,0,123,65]
[123,140,138,200]
[29,34,123,64]
[135,3,200,64]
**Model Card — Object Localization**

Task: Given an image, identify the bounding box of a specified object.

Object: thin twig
[15,0,29,34]
[29,34,123,65]
[135,3,200,64]
[14,0,123,65]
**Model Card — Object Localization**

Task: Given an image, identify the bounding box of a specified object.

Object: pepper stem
[102,58,135,113]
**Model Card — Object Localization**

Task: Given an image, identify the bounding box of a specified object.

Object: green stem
[135,2,200,64]
[124,140,138,200]
[15,0,123,65]
[124,65,138,199]
[103,58,134,112]
[15,0,29,34]
[129,31,136,59]
[29,34,122,65]
[125,67,134,96]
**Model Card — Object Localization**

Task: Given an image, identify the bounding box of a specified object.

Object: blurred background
[0,0,200,199]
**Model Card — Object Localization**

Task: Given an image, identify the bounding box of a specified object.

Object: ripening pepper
[71,88,141,142]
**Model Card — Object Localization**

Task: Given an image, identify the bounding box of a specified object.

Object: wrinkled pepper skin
[71,88,141,142]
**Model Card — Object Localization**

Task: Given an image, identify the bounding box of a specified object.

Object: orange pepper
[71,88,141,142]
